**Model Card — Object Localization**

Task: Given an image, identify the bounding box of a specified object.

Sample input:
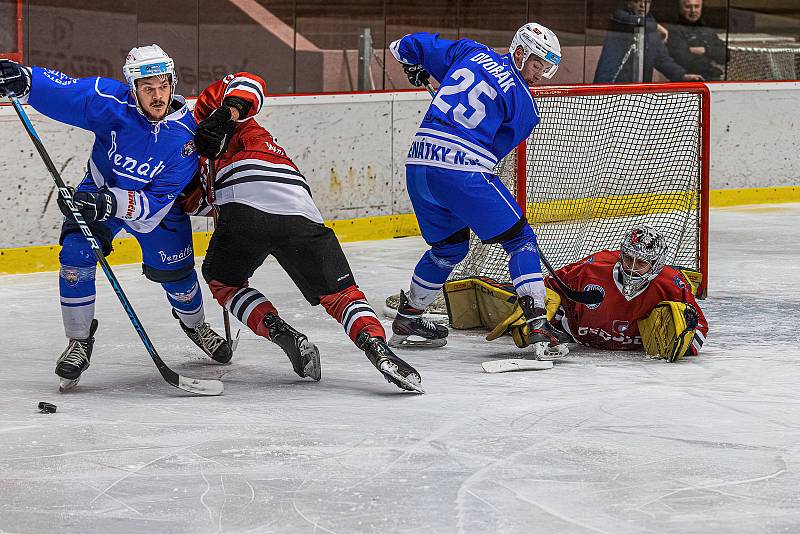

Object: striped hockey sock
[320,285,385,344]
[226,287,279,338]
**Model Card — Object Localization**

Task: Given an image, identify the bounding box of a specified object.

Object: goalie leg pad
[443,277,517,330]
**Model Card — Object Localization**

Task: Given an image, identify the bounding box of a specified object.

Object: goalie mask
[509,23,561,78]
[122,44,177,121]
[617,225,668,298]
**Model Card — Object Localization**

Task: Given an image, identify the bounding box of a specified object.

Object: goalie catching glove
[638,301,699,362]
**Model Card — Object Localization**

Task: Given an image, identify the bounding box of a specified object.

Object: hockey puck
[38,401,57,414]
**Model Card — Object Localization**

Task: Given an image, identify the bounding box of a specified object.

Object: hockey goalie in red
[181,72,423,392]
[545,225,708,361]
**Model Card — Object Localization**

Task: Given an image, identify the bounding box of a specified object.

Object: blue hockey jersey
[26,67,198,233]
[390,33,540,174]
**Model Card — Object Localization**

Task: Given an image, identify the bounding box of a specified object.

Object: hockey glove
[58,187,117,222]
[0,59,31,98]
[403,64,430,87]
[195,105,237,159]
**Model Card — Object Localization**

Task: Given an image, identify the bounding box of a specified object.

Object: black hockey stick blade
[536,243,604,305]
[8,93,223,396]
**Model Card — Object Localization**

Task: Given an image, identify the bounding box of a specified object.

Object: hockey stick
[205,157,239,352]
[422,84,603,306]
[7,93,223,396]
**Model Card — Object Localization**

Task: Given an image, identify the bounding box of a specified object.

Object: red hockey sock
[320,285,385,344]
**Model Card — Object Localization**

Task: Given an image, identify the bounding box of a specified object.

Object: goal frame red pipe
[1,0,23,63]
[514,82,710,298]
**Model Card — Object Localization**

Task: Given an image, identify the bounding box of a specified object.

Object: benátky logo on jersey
[584,284,604,309]
[43,69,77,86]
[673,275,686,289]
[159,244,193,265]
[107,130,166,182]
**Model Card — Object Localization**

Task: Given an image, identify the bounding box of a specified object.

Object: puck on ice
[38,401,57,414]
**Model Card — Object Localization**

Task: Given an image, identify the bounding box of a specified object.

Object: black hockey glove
[195,105,237,159]
[0,59,31,98]
[222,96,252,120]
[403,64,430,87]
[58,187,117,222]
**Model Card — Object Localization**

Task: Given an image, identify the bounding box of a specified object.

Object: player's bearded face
[136,75,172,121]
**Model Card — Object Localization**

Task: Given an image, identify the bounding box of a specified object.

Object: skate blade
[58,377,80,392]
[378,361,425,394]
[300,340,322,381]
[388,334,447,349]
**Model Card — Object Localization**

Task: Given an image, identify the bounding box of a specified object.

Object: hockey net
[726,44,800,80]
[385,83,709,318]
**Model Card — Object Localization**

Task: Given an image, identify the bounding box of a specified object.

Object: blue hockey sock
[407,241,468,309]
[502,225,546,305]
[59,233,98,339]
[163,271,205,328]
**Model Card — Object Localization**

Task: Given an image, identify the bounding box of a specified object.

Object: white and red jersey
[190,72,323,223]
[546,250,708,354]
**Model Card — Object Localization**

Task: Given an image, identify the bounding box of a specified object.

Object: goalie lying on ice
[445,225,708,362]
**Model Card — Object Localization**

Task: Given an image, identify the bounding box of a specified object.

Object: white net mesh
[726,44,800,81]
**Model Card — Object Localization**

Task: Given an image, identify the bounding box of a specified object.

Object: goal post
[385,82,710,318]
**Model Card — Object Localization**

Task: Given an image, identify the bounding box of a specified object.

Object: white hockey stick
[481,359,553,373]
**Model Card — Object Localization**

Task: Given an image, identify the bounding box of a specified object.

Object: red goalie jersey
[186,72,322,223]
[546,250,708,355]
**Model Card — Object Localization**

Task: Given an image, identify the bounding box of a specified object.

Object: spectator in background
[594,0,704,83]
[667,0,726,80]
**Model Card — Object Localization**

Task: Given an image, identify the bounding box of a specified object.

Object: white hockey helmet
[122,44,177,117]
[617,225,668,297]
[509,23,562,78]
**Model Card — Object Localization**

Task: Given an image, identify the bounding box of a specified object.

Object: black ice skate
[56,319,98,391]
[173,310,233,364]
[518,295,571,355]
[389,290,448,348]
[358,332,424,393]
[264,313,321,381]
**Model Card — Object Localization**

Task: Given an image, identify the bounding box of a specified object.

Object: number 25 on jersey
[432,67,498,130]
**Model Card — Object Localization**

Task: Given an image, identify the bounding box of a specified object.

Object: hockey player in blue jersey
[0,46,231,390]
[388,23,565,350]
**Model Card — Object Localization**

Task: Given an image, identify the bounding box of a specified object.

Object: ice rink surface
[1,204,799,534]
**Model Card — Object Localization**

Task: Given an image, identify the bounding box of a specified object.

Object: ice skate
[56,319,98,391]
[389,290,448,348]
[358,332,424,393]
[518,295,571,358]
[264,313,321,381]
[173,310,233,363]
